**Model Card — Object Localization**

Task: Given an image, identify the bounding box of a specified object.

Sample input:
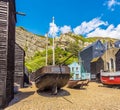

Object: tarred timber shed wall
[0,0,16,107]
[15,43,25,88]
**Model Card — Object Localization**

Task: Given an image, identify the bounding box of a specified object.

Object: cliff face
[16,27,118,59]
[55,33,84,49]
[15,27,84,58]
[16,27,46,58]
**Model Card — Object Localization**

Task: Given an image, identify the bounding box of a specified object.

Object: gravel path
[5,82,120,110]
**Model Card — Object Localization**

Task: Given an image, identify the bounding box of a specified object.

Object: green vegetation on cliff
[25,47,78,72]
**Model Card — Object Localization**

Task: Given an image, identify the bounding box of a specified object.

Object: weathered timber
[0,0,16,108]
[14,43,25,88]
[35,66,70,94]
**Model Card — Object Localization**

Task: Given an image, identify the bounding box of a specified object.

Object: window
[110,58,114,70]
[76,67,79,71]
[107,62,109,71]
[72,67,74,72]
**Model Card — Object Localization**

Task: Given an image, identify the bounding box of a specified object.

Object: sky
[16,0,120,39]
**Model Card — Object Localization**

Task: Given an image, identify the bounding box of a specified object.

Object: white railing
[101,71,120,76]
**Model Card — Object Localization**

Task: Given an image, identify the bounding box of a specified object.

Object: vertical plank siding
[0,0,8,107]
[0,0,16,108]
[15,43,25,88]
[0,1,7,106]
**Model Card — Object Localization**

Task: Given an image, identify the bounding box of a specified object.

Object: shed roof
[80,40,102,52]
[91,57,100,63]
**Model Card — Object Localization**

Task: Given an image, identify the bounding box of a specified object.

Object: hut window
[110,58,114,69]
[72,67,74,72]
[107,62,109,71]
[76,67,78,71]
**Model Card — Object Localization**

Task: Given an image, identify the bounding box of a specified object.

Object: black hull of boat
[35,74,70,90]
[34,66,70,94]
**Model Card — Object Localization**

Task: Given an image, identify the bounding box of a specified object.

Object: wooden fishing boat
[34,17,71,94]
[67,79,89,88]
[34,65,70,94]
[100,71,120,85]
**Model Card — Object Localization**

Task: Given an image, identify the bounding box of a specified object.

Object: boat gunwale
[101,71,120,77]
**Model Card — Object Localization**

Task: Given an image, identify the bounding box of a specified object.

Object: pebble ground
[5,82,120,110]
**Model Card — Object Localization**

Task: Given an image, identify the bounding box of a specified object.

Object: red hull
[101,76,120,85]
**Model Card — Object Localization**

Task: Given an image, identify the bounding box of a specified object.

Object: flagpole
[45,33,48,66]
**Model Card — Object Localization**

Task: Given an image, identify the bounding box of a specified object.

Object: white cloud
[104,0,120,11]
[47,17,120,39]
[73,18,108,35]
[60,25,72,34]
[87,24,120,39]
[48,17,59,37]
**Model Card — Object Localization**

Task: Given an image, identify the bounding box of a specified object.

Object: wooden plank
[0,84,4,95]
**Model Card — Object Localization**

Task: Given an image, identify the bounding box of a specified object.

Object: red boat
[100,71,120,85]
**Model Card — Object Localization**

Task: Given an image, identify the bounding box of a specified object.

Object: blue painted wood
[68,62,90,80]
